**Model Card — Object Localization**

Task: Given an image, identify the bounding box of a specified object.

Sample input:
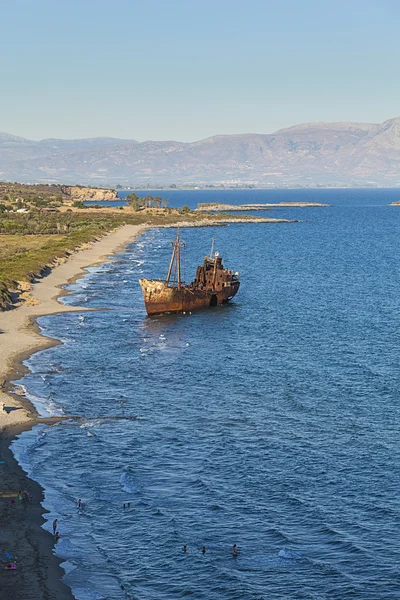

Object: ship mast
[165,240,176,284]
[165,228,184,287]
[177,228,181,289]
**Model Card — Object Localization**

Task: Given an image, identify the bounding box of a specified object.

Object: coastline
[0,216,293,599]
[0,224,146,600]
[0,216,289,428]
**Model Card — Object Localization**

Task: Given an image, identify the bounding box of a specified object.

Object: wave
[119,469,140,495]
[327,538,366,554]
[278,548,302,560]
[23,389,65,417]
[265,527,293,543]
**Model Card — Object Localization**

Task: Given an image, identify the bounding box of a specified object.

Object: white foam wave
[24,389,64,417]
[119,471,139,494]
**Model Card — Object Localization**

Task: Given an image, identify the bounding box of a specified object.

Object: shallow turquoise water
[12,189,400,599]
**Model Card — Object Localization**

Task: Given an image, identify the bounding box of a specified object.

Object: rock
[61,186,117,201]
[17,281,32,293]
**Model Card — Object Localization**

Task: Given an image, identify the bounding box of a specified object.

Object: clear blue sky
[1,0,399,141]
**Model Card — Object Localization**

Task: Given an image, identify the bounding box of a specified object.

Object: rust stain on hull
[139,278,240,316]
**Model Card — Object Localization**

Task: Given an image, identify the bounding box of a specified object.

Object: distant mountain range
[1,118,400,186]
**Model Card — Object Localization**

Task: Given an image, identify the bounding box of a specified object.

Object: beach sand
[0,224,145,599]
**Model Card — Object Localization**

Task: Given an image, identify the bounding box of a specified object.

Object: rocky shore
[158,216,299,227]
[196,202,330,211]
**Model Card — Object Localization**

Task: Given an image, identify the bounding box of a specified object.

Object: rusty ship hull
[139,278,240,316]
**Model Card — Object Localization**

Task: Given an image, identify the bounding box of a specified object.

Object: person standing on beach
[52,519,58,535]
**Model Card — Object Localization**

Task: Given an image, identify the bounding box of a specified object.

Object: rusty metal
[139,231,240,316]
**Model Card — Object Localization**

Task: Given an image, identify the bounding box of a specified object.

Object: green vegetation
[72,200,85,209]
[126,193,168,210]
[0,182,69,211]
[0,212,135,305]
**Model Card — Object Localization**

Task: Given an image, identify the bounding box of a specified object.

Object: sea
[11,188,400,600]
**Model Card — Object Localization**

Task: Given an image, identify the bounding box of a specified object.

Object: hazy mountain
[0,119,399,186]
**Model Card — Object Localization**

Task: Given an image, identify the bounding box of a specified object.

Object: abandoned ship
[139,229,240,316]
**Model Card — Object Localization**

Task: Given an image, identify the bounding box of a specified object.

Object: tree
[126,192,143,211]
[161,198,169,208]
[153,196,162,208]
[5,192,16,205]
[181,205,191,213]
[126,192,138,204]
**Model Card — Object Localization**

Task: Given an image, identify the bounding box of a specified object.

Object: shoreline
[0,216,295,599]
[0,223,147,600]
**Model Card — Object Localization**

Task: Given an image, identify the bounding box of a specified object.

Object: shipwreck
[139,229,240,316]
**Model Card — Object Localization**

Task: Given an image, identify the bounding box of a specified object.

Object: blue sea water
[11,189,400,600]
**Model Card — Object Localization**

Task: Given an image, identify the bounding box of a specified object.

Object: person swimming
[201,546,206,553]
[232,544,239,556]
[183,545,187,552]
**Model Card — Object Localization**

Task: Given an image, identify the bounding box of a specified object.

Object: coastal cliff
[61,186,117,201]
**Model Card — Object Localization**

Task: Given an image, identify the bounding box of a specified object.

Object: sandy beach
[0,224,145,599]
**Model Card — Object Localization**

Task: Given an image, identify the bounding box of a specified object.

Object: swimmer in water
[183,545,187,552]
[78,498,82,509]
[201,546,206,553]
[232,544,239,557]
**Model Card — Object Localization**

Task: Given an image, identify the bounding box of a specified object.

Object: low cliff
[61,186,118,201]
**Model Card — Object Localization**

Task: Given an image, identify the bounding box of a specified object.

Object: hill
[1,119,400,186]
